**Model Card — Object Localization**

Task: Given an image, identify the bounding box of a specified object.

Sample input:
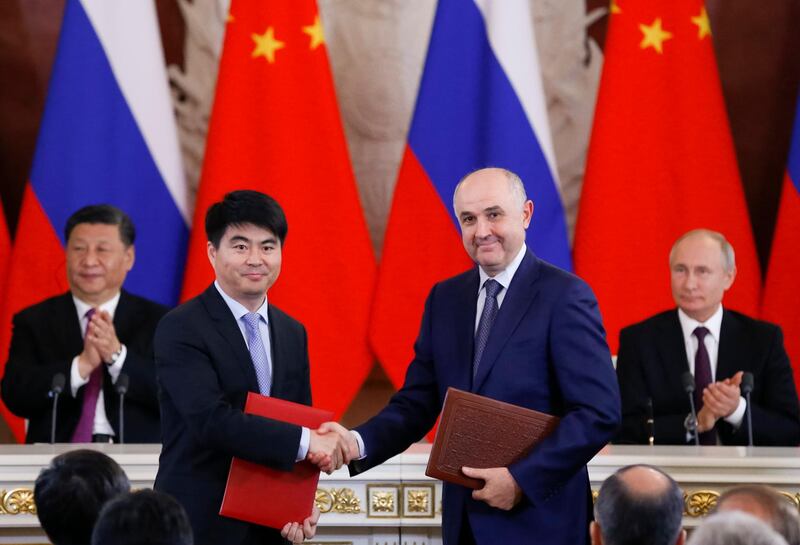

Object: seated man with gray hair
[616,228,800,445]
[715,484,800,545]
[688,511,788,545]
[591,464,685,545]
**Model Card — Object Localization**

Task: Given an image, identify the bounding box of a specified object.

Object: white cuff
[723,396,747,429]
[106,344,127,382]
[351,430,366,460]
[70,356,88,397]
[296,427,310,462]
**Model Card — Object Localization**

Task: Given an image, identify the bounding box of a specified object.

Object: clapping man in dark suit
[317,168,621,545]
[154,190,348,545]
[2,205,165,443]
[616,229,800,445]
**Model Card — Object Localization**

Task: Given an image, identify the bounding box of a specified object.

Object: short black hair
[64,204,136,246]
[34,450,130,545]
[205,190,287,248]
[91,490,193,545]
[595,464,684,545]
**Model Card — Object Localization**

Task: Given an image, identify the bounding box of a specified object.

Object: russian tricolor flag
[0,0,187,440]
[370,0,570,388]
[763,93,800,396]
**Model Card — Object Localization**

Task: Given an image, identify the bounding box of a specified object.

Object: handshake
[306,422,359,473]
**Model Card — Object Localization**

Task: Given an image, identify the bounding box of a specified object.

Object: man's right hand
[308,428,348,474]
[77,338,102,379]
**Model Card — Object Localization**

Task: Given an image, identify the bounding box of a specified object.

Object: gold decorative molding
[684,491,719,518]
[0,488,36,515]
[403,484,436,518]
[315,488,361,514]
[366,484,400,518]
[779,492,800,509]
[372,492,395,513]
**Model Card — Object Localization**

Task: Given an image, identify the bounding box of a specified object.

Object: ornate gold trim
[684,491,719,518]
[315,487,361,514]
[403,484,436,518]
[0,488,36,515]
[366,484,400,518]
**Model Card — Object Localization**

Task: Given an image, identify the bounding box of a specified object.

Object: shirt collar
[678,304,723,343]
[72,292,121,319]
[214,281,269,323]
[478,244,527,293]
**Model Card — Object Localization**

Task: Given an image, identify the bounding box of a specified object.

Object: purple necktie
[473,279,503,379]
[71,308,101,443]
[693,326,716,445]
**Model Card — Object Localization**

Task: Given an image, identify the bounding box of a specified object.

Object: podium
[0,443,798,544]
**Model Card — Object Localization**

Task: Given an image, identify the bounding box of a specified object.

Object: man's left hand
[281,506,319,544]
[703,370,743,418]
[461,466,522,511]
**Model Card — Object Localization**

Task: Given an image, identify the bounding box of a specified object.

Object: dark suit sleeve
[1,312,76,418]
[508,280,620,505]
[720,326,800,446]
[155,310,302,471]
[616,327,690,445]
[350,288,441,474]
[117,348,159,410]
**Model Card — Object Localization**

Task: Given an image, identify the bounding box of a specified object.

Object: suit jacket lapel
[267,306,289,398]
[473,251,541,393]
[200,285,260,392]
[452,270,479,393]
[658,310,691,393]
[716,310,740,380]
[56,293,83,357]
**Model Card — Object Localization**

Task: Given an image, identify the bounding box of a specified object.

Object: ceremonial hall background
[0,0,798,443]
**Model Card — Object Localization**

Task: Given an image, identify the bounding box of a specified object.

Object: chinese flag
[181,1,375,418]
[0,200,9,302]
[574,0,760,353]
[763,94,800,394]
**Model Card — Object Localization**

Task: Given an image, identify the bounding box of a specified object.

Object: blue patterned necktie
[243,313,272,395]
[473,279,503,378]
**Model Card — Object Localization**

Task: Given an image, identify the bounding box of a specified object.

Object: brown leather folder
[425,387,559,489]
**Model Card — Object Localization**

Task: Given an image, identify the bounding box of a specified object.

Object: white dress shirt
[678,305,746,428]
[214,282,310,461]
[70,292,126,437]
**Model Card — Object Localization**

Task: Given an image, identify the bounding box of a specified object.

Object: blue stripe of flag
[408,0,572,270]
[788,96,800,193]
[29,0,187,306]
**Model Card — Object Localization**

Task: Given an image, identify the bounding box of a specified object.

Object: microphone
[646,398,655,446]
[682,372,700,446]
[741,372,754,447]
[49,373,65,444]
[115,373,129,445]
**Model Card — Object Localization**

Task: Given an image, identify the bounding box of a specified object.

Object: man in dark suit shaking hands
[616,229,800,445]
[2,205,165,443]
[154,190,347,545]
[319,168,621,545]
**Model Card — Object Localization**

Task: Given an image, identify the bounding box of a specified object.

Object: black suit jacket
[153,284,310,545]
[616,308,800,445]
[1,290,166,443]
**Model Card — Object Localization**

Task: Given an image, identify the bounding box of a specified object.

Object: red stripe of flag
[574,1,760,353]
[180,1,375,418]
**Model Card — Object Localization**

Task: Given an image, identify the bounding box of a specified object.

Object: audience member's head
[688,511,788,545]
[91,489,193,545]
[715,485,800,545]
[592,464,685,545]
[34,449,130,545]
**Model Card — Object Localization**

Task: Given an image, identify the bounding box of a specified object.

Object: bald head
[593,465,685,545]
[716,486,800,545]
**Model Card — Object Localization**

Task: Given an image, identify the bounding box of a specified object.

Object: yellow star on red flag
[610,0,621,15]
[639,18,672,54]
[302,15,325,50]
[251,27,285,63]
[691,7,711,39]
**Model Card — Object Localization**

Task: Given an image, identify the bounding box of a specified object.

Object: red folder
[219,392,333,529]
